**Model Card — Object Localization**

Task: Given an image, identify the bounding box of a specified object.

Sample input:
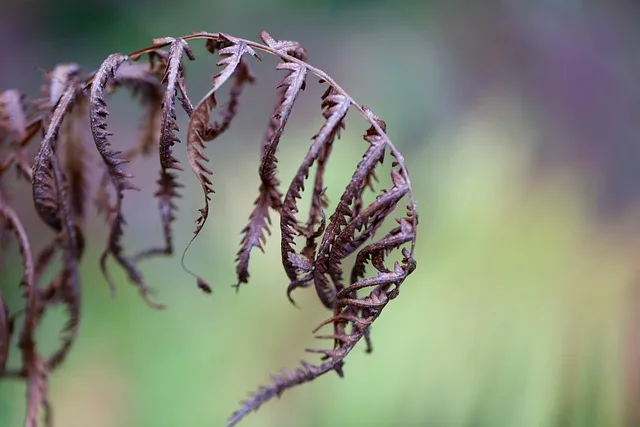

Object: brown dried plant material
[0,30,418,427]
[236,34,306,289]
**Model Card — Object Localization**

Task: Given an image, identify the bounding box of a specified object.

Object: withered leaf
[1,31,418,427]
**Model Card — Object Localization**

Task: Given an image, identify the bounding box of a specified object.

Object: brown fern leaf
[331,177,410,275]
[183,38,258,289]
[33,80,82,232]
[255,32,307,161]
[132,39,193,262]
[177,75,193,115]
[89,54,133,188]
[350,220,415,286]
[310,115,389,309]
[317,261,413,344]
[228,359,338,427]
[348,156,418,285]
[230,277,412,427]
[317,118,415,357]
[90,53,163,308]
[230,101,417,426]
[206,56,254,140]
[110,58,180,265]
[298,88,342,262]
[235,34,306,288]
[258,30,308,61]
[308,251,415,369]
[30,74,84,372]
[158,39,192,178]
[323,210,417,365]
[1,30,420,427]
[324,244,416,355]
[281,87,349,304]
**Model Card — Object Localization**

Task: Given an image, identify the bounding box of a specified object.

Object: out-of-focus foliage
[1,0,639,426]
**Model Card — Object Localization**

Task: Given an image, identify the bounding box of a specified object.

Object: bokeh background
[2,0,640,426]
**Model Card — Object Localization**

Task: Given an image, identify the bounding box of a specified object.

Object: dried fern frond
[281,87,350,306]
[182,38,259,290]
[132,39,191,263]
[0,30,418,427]
[236,33,306,288]
[230,108,417,426]
[33,76,82,232]
[90,53,164,308]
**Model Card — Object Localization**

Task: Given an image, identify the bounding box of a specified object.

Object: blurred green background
[2,0,640,426]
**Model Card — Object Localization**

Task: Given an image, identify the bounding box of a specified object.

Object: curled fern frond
[311,115,389,301]
[132,39,192,263]
[281,87,349,305]
[90,53,163,309]
[228,75,417,426]
[33,80,82,232]
[159,39,191,184]
[205,55,254,141]
[182,38,258,290]
[29,66,85,378]
[236,33,306,288]
[1,30,418,427]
